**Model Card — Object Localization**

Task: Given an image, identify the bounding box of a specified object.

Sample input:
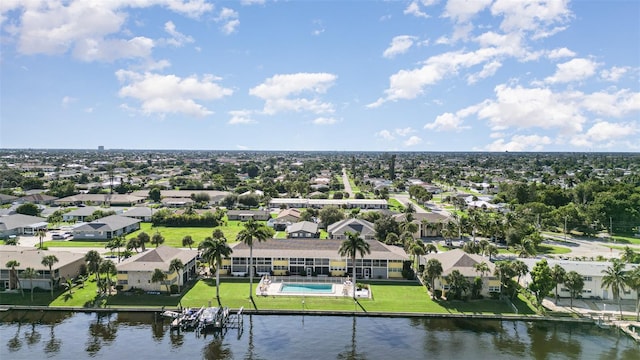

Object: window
[582,289,592,294]
[488,286,500,292]
[583,276,592,282]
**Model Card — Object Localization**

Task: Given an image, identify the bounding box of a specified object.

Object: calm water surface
[0,310,637,360]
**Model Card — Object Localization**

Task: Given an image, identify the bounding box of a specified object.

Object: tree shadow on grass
[438,299,513,315]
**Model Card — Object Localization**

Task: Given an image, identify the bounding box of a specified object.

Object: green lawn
[2,276,538,316]
[388,198,404,212]
[128,221,248,247]
[45,240,107,248]
[611,235,640,245]
[536,244,572,255]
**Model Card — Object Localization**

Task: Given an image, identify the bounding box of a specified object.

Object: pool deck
[257,281,352,297]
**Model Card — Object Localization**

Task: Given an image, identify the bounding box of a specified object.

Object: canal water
[0,310,637,359]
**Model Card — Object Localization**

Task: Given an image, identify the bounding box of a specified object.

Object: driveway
[341,168,353,197]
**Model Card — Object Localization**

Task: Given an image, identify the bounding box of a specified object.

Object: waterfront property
[116,246,198,292]
[423,249,501,297]
[0,214,48,239]
[0,245,85,290]
[226,238,407,279]
[72,215,141,240]
[520,258,639,301]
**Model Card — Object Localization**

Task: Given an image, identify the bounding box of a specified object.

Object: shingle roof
[424,249,496,278]
[286,221,318,234]
[116,246,199,272]
[0,245,85,270]
[73,215,141,232]
[0,214,47,231]
[327,218,375,236]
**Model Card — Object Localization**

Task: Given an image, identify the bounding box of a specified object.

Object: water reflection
[7,322,22,352]
[528,322,582,360]
[337,316,366,360]
[25,323,42,346]
[203,338,233,360]
[86,312,118,356]
[44,324,61,355]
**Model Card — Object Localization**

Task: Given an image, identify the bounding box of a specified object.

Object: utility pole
[610,216,613,242]
[564,216,568,241]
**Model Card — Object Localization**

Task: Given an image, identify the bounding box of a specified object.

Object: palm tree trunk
[352,255,356,300]
[216,259,221,300]
[249,246,254,298]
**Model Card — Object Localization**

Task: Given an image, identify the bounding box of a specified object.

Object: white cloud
[395,127,415,136]
[313,117,337,125]
[424,112,470,131]
[547,47,576,59]
[250,73,337,115]
[404,136,423,147]
[444,0,492,23]
[570,121,639,147]
[600,66,629,82]
[116,70,233,117]
[216,7,239,35]
[467,60,502,84]
[240,0,265,5]
[61,96,77,108]
[545,58,598,84]
[581,89,640,118]
[376,130,395,141]
[383,35,417,59]
[228,110,256,124]
[485,134,551,152]
[491,0,572,37]
[163,21,194,47]
[6,1,212,61]
[404,1,432,18]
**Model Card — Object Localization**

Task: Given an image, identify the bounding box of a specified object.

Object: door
[364,268,370,279]
[602,290,608,300]
[306,268,312,277]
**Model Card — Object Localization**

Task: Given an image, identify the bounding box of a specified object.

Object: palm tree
[338,231,371,300]
[5,260,23,295]
[564,271,584,308]
[423,258,443,299]
[601,259,628,319]
[445,269,469,300]
[199,236,233,301]
[84,250,102,285]
[169,258,185,294]
[485,244,498,261]
[126,237,141,253]
[151,268,168,293]
[37,228,46,249]
[112,236,125,262]
[514,238,536,258]
[621,246,637,263]
[511,260,529,287]
[137,231,150,251]
[182,235,194,249]
[151,231,165,248]
[407,240,426,272]
[236,219,273,298]
[41,255,59,298]
[99,260,116,295]
[425,243,438,254]
[474,261,490,278]
[625,266,640,321]
[212,228,226,241]
[551,264,567,305]
[22,267,38,302]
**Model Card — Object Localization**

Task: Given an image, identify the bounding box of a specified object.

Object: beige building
[0,246,85,290]
[116,246,198,292]
[423,249,501,297]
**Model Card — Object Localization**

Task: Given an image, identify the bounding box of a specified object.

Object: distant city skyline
[1,1,638,152]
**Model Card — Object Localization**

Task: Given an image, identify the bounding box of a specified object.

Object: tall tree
[99,260,117,295]
[151,268,168,293]
[84,250,102,285]
[529,259,554,306]
[137,231,150,251]
[338,231,371,300]
[444,269,469,300]
[37,228,46,250]
[199,237,233,302]
[625,266,640,321]
[5,260,23,295]
[474,262,490,278]
[551,264,567,305]
[22,267,38,302]
[423,259,443,299]
[151,232,165,248]
[182,235,194,249]
[601,259,628,319]
[564,271,584,308]
[407,240,426,272]
[169,258,185,293]
[41,255,59,298]
[236,220,273,299]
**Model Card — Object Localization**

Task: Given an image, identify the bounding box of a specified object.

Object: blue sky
[1,0,638,152]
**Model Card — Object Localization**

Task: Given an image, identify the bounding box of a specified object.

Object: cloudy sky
[1,0,638,152]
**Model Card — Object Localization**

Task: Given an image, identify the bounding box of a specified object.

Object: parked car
[51,232,72,240]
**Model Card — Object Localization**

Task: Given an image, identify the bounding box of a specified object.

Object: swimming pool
[280,283,334,294]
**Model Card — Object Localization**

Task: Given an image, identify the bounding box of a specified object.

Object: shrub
[434,289,442,299]
[170,284,179,294]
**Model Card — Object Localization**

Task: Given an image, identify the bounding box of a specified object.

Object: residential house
[0,214,48,239]
[16,194,58,205]
[423,249,501,298]
[393,212,450,237]
[227,209,270,221]
[286,221,320,238]
[227,239,407,279]
[520,258,639,301]
[161,197,195,208]
[328,218,376,240]
[62,206,100,222]
[122,207,154,222]
[0,246,85,290]
[115,246,199,292]
[276,208,302,223]
[0,194,18,205]
[269,198,388,210]
[55,194,145,206]
[72,215,141,240]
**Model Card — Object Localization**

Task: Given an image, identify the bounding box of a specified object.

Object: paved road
[341,168,354,197]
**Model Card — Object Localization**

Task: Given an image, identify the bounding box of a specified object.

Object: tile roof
[116,246,199,272]
[230,239,407,260]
